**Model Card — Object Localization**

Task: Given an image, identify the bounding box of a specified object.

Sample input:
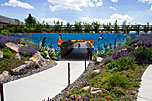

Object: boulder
[2,71,9,80]
[24,61,33,65]
[0,71,9,81]
[90,87,102,94]
[91,69,101,76]
[80,86,90,91]
[15,53,21,60]
[5,42,19,52]
[30,52,56,68]
[70,95,81,100]
[11,64,28,72]
[96,57,103,63]
[0,51,3,59]
[0,74,5,81]
[45,51,51,59]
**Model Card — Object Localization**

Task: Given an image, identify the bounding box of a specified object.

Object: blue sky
[0,0,152,25]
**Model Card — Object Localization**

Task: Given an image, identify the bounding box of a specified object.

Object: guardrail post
[68,63,70,86]
[0,83,4,101]
[85,55,86,71]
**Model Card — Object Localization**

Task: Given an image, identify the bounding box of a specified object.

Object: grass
[0,47,30,74]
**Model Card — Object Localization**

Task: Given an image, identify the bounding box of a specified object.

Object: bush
[2,47,10,52]
[20,40,27,45]
[40,52,47,58]
[107,72,129,89]
[116,56,136,71]
[1,29,11,35]
[105,60,117,69]
[4,51,11,58]
[19,44,38,56]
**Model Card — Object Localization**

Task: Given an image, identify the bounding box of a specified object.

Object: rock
[30,52,56,68]
[11,64,28,72]
[90,87,102,94]
[5,42,19,52]
[0,74,5,81]
[91,69,101,76]
[25,61,33,65]
[15,53,21,60]
[2,71,9,80]
[70,95,81,100]
[80,86,90,91]
[96,57,103,63]
[0,51,3,59]
[0,71,9,81]
[45,51,51,59]
[112,68,118,71]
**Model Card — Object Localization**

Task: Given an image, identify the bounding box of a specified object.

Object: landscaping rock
[24,61,33,65]
[96,57,103,63]
[11,64,28,72]
[0,74,5,81]
[90,87,102,94]
[91,69,101,76]
[80,86,90,91]
[0,51,3,59]
[15,53,21,60]
[0,71,9,81]
[70,95,81,100]
[45,51,51,59]
[2,71,9,80]
[5,42,19,52]
[30,52,56,68]
[112,67,118,71]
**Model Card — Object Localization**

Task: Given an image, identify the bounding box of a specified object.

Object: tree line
[0,14,151,34]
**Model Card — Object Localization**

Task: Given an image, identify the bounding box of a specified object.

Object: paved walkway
[4,61,89,101]
[137,65,152,101]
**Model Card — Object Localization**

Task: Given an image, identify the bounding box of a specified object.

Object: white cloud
[96,1,103,7]
[109,6,116,11]
[41,17,67,25]
[111,0,118,3]
[48,0,103,11]
[1,0,34,9]
[138,0,152,4]
[80,14,132,24]
[138,0,152,11]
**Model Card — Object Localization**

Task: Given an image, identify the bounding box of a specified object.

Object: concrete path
[137,65,152,101]
[4,61,89,101]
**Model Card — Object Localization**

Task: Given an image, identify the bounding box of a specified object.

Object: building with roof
[0,15,23,26]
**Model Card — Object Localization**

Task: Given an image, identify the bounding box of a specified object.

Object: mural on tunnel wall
[58,40,95,60]
[12,33,137,60]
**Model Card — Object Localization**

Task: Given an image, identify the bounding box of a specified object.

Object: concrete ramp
[4,61,89,101]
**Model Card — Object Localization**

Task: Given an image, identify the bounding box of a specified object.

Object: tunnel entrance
[58,40,94,60]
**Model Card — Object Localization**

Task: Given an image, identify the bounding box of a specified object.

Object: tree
[53,20,63,33]
[143,22,149,34]
[65,22,72,33]
[74,21,82,33]
[92,21,100,33]
[83,22,92,33]
[24,14,36,26]
[113,20,120,33]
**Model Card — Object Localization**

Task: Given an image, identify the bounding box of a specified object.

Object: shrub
[1,29,11,35]
[105,60,117,69]
[106,72,129,89]
[116,56,136,71]
[0,37,7,48]
[2,47,10,52]
[20,40,27,45]
[19,44,38,56]
[41,52,47,58]
[3,51,11,58]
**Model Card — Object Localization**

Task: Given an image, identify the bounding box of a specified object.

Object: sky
[0,0,152,25]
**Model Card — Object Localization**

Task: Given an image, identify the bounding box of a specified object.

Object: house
[0,15,23,26]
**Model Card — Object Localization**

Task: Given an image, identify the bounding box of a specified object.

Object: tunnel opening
[58,40,94,61]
